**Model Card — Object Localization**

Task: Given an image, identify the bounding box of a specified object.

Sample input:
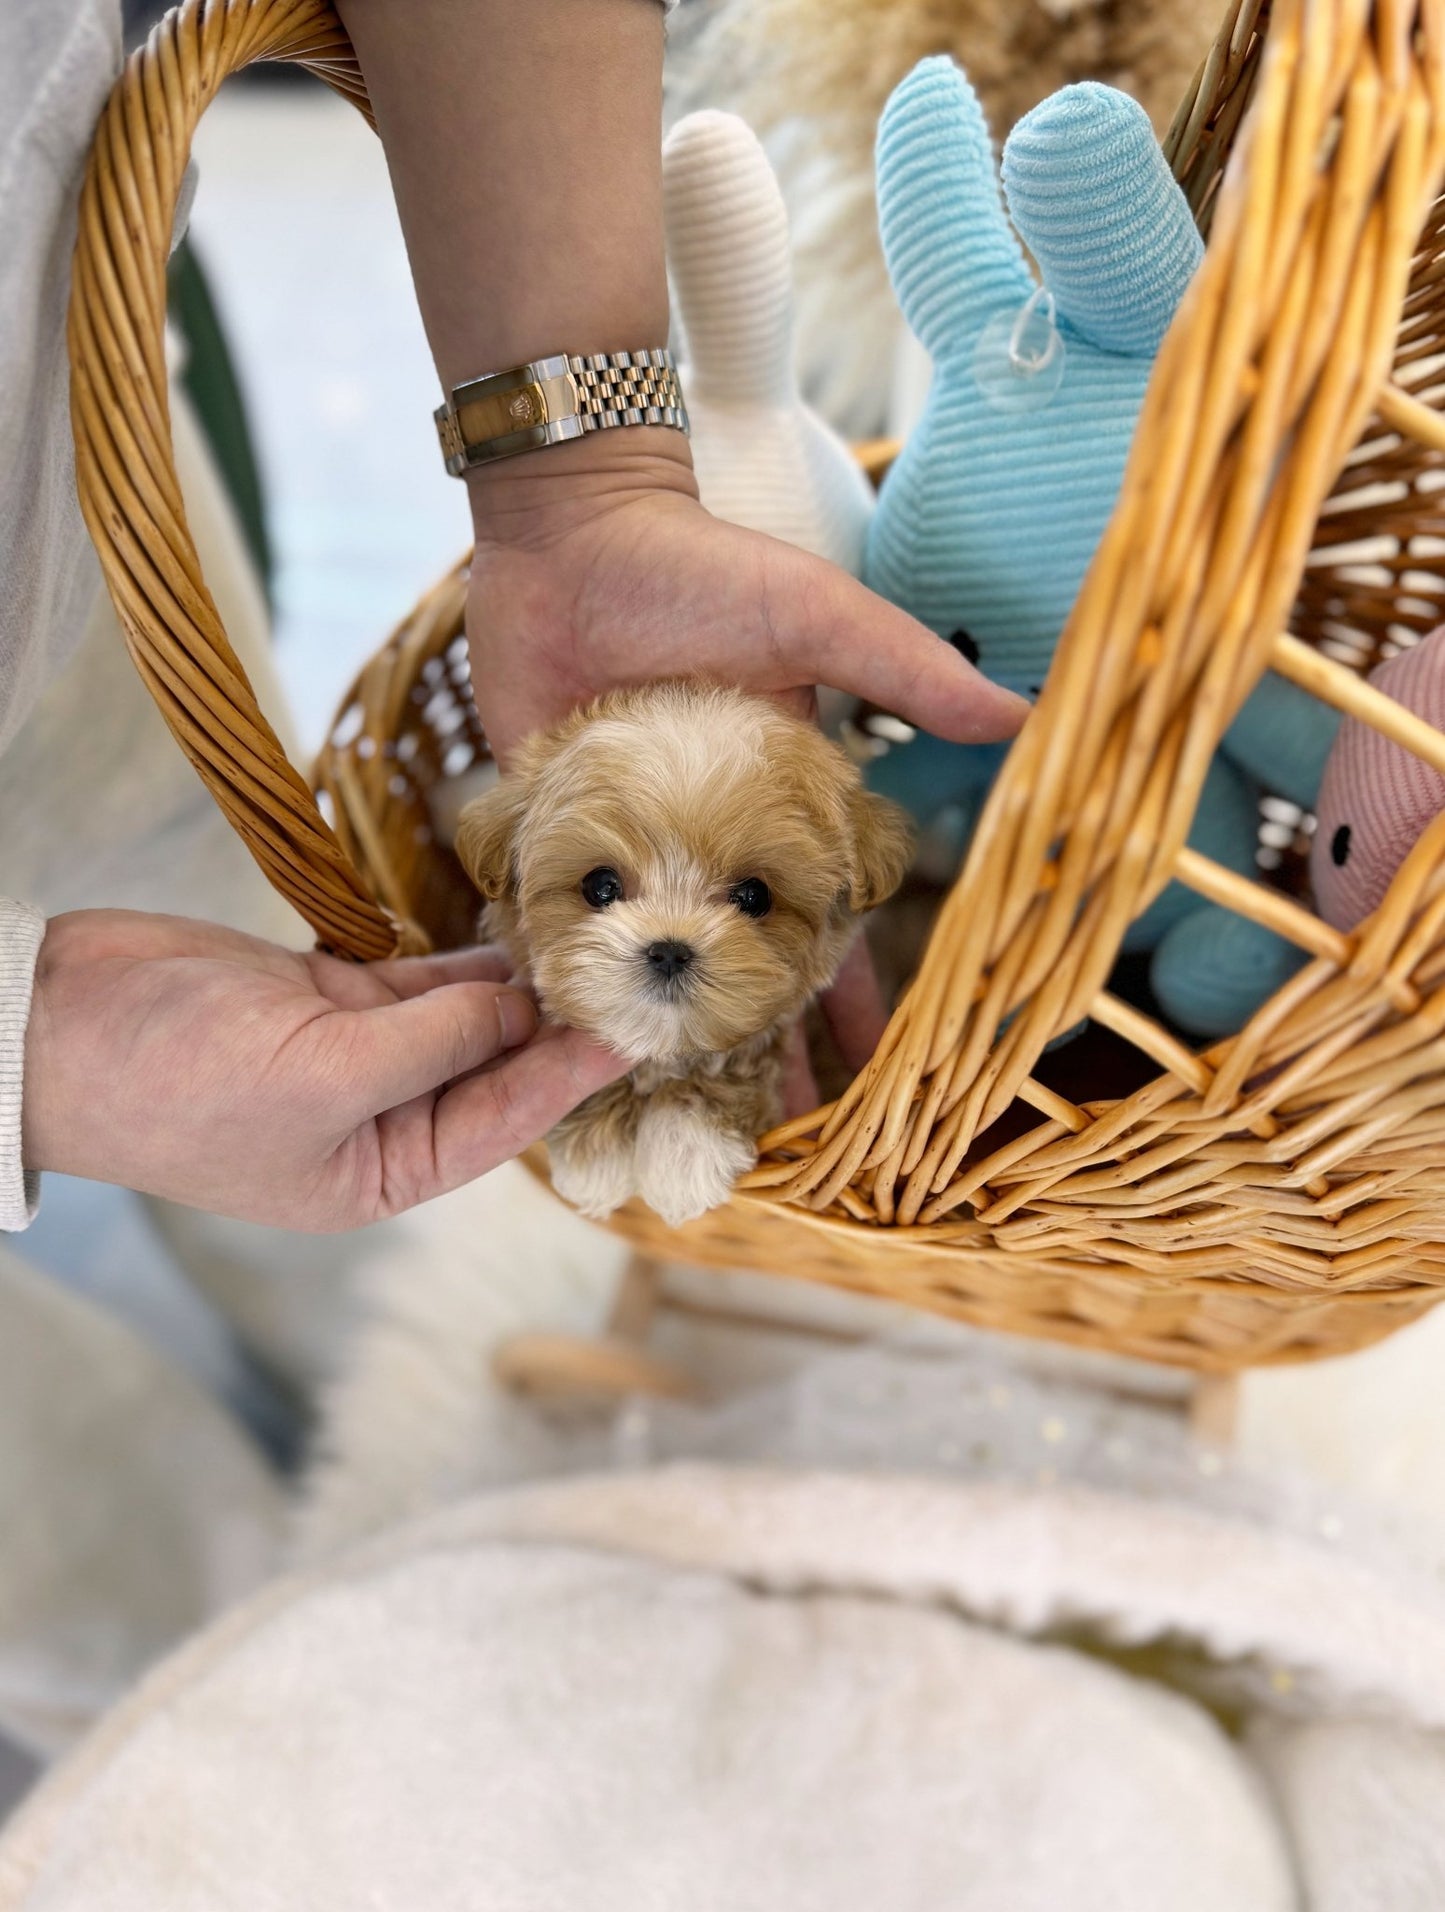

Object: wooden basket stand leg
[491,1254,702,1406]
[1189,1374,1241,1448]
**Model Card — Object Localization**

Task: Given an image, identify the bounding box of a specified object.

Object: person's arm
[333,0,1026,763]
[21,911,628,1230]
[340,0,672,397]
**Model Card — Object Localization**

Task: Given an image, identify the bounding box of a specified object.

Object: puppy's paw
[548,1138,639,1220]
[634,1103,756,1226]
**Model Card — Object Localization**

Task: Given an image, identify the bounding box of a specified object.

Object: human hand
[464,437,1026,1089]
[21,910,628,1231]
[463,435,1029,767]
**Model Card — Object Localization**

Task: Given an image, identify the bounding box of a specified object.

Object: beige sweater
[0,0,119,1230]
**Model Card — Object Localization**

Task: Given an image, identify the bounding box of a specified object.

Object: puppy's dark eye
[1331,824,1352,868]
[948,627,980,666]
[730,877,772,918]
[581,866,623,908]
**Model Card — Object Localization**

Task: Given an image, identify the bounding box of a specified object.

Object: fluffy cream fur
[457,683,910,1224]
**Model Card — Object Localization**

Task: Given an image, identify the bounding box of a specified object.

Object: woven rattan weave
[69,0,1445,1368]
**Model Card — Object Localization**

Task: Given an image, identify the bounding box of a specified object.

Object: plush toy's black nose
[645,939,694,980]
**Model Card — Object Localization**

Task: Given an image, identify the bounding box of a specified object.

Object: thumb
[334,981,538,1122]
[430,1022,633,1191]
[777,548,1029,743]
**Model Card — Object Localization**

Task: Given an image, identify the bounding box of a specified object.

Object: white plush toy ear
[663,109,875,576]
[664,108,793,403]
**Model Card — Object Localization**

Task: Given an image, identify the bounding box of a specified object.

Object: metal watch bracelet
[434,348,688,475]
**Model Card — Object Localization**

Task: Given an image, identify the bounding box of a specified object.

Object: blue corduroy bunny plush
[863,58,1339,1037]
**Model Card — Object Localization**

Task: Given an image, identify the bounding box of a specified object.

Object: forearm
[333,0,683,525]
[333,0,1025,785]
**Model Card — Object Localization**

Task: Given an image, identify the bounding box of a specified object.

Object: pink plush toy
[1311,627,1445,928]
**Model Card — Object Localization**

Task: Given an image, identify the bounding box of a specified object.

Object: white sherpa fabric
[0,1468,1346,1911]
[665,110,875,574]
[1248,1714,1445,1911]
[12,1466,1445,1906]
[295,1164,633,1558]
[0,1249,282,1762]
[292,1165,1153,1565]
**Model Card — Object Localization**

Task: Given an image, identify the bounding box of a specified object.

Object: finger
[368,945,517,1000]
[781,1019,820,1120]
[771,550,1030,745]
[821,934,890,1075]
[429,1024,632,1188]
[335,981,538,1121]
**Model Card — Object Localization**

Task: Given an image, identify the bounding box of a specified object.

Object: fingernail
[495,988,536,1048]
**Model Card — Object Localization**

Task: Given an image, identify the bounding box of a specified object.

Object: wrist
[466,426,700,558]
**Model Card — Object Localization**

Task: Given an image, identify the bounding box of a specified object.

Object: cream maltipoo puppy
[457,681,911,1225]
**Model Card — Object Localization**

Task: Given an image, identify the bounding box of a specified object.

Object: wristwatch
[434,347,688,475]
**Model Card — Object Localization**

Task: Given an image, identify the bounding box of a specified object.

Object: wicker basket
[70,0,1445,1370]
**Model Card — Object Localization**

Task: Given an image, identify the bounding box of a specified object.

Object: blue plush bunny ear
[876,57,1034,360]
[1001,82,1202,358]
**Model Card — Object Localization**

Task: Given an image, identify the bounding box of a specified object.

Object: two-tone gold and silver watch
[433,347,688,475]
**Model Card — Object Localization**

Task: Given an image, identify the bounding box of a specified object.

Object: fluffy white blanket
[4,1463,1444,1908]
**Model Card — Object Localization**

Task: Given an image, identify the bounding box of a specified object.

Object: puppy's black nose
[645,939,694,980]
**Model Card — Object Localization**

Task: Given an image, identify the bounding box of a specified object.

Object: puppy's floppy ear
[455,773,527,901]
[847,786,914,911]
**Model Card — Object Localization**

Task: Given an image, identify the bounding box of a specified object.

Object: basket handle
[67,0,411,960]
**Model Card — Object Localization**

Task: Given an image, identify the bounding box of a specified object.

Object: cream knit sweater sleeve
[0,0,119,1233]
[0,902,46,1232]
